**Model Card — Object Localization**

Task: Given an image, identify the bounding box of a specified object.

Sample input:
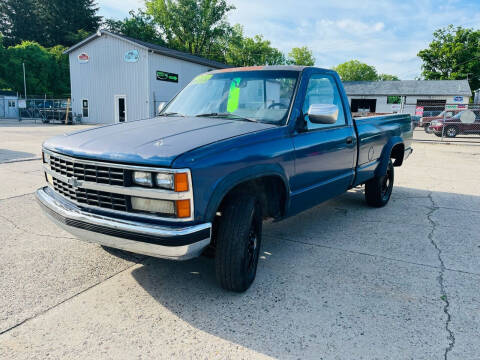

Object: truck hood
[43,116,275,167]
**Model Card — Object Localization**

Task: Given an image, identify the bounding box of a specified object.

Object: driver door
[289,72,356,213]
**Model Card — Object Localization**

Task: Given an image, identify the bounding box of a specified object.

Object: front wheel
[215,192,262,292]
[445,126,458,138]
[365,160,394,207]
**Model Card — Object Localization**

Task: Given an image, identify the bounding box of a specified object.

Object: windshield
[452,111,464,119]
[161,70,299,124]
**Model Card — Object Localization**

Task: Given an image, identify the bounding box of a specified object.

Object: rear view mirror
[307,104,338,124]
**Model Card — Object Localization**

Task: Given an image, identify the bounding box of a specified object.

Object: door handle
[346,136,354,144]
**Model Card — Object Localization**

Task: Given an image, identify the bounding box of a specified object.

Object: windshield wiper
[195,113,257,122]
[159,112,184,117]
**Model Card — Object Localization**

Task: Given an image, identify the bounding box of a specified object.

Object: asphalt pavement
[0,121,479,359]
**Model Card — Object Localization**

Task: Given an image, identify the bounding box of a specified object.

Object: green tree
[0,36,10,89]
[35,0,101,47]
[0,0,100,47]
[0,0,40,47]
[332,60,378,81]
[104,10,165,46]
[378,73,400,81]
[288,46,315,66]
[1,41,70,96]
[418,25,480,91]
[145,0,234,56]
[224,24,286,66]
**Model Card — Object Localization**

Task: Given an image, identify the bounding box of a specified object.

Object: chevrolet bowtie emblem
[67,177,81,189]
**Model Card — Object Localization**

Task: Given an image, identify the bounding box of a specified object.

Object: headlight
[132,171,189,191]
[132,171,153,187]
[43,151,50,165]
[155,173,174,190]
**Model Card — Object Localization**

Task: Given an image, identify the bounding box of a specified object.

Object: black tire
[365,160,394,207]
[445,125,458,138]
[423,125,431,133]
[215,192,262,292]
[434,133,442,137]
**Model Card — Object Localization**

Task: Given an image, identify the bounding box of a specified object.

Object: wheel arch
[375,137,405,177]
[204,165,290,223]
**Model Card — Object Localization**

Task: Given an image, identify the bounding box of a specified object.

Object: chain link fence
[0,98,83,124]
[403,103,480,143]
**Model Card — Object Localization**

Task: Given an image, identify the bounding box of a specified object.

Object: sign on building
[415,106,424,116]
[124,50,139,63]
[78,53,89,64]
[156,71,179,83]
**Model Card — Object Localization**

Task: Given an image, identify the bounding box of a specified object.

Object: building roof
[0,90,17,97]
[64,30,229,69]
[343,80,472,97]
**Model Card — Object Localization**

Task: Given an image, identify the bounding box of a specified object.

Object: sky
[96,0,480,79]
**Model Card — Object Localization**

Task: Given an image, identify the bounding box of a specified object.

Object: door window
[82,99,89,117]
[302,74,346,130]
[118,98,125,122]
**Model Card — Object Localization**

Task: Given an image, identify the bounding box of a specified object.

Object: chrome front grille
[43,149,195,222]
[53,178,129,212]
[49,155,127,186]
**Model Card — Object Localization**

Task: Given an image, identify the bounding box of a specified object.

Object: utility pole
[22,62,27,99]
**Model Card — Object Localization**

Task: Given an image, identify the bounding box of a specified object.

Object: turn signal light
[174,173,189,192]
[176,199,191,218]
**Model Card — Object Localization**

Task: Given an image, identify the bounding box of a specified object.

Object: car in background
[429,110,480,137]
[419,109,460,132]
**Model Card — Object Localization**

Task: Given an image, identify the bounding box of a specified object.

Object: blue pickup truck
[37,66,413,292]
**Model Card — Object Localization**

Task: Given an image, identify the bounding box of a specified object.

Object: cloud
[96,0,480,79]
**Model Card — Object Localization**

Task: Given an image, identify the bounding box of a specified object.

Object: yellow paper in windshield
[192,74,212,84]
[227,78,241,113]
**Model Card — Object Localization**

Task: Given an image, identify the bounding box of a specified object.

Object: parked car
[36,66,413,292]
[429,110,480,137]
[419,109,462,132]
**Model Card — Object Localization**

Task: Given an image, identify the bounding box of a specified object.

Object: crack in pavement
[427,192,455,360]
[0,260,143,336]
[265,234,480,278]
[0,191,36,202]
[0,213,77,241]
[0,157,42,164]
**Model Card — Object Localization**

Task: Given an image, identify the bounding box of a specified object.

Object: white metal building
[65,30,229,124]
[343,80,472,115]
[0,90,19,118]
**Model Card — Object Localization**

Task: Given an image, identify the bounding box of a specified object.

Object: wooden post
[65,98,71,124]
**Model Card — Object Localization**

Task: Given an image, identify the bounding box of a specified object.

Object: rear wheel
[215,192,262,292]
[365,160,394,207]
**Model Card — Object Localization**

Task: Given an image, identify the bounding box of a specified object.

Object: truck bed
[353,113,413,186]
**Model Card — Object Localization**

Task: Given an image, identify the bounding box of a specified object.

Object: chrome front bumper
[36,187,211,260]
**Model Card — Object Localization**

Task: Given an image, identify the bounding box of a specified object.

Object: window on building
[8,100,15,107]
[82,99,89,117]
[387,96,401,104]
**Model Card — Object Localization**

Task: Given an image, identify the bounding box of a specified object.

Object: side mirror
[157,102,167,113]
[307,104,339,124]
